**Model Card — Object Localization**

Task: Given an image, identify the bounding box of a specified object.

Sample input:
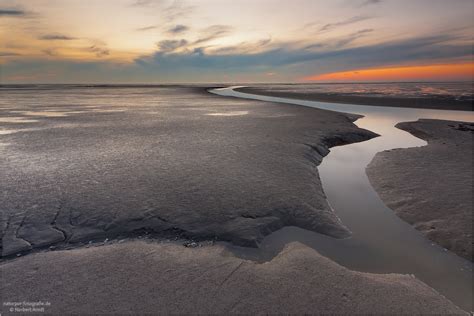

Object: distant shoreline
[2,83,472,112]
[236,87,473,111]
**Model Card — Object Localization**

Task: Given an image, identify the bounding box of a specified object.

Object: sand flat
[237,86,473,111]
[0,240,465,314]
[367,119,473,261]
[1,86,376,257]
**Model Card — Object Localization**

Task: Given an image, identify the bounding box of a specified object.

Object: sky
[0,0,473,83]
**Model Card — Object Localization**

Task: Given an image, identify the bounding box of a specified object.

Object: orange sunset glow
[1,0,473,83]
[304,63,474,82]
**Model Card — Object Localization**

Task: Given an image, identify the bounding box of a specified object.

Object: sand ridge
[367,119,473,261]
[1,86,376,257]
[0,240,466,314]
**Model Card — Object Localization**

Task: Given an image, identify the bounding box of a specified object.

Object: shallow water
[0,117,39,123]
[211,87,474,311]
[250,82,473,101]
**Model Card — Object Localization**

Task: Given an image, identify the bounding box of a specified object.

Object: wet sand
[212,86,474,311]
[367,119,473,261]
[1,86,471,314]
[233,86,473,262]
[0,240,465,315]
[237,86,473,111]
[1,86,376,257]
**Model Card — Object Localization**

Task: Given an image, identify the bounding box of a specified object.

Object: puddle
[0,117,39,123]
[206,111,249,116]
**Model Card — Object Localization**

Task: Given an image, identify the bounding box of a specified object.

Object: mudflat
[0,86,376,257]
[0,240,465,315]
[237,86,473,111]
[367,119,473,261]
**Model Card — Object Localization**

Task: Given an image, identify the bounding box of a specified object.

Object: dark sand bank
[0,240,465,315]
[0,86,376,257]
[367,119,473,261]
[237,86,473,111]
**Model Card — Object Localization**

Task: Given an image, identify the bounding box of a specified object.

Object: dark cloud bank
[0,8,26,16]
[135,34,472,77]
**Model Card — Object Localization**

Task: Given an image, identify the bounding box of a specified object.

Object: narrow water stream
[210,87,474,312]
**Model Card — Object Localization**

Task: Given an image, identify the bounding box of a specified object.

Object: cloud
[3,30,471,83]
[136,25,158,31]
[131,0,193,22]
[359,0,383,7]
[163,0,194,22]
[0,51,20,57]
[194,25,233,45]
[211,37,272,55]
[332,28,374,48]
[306,29,374,51]
[135,34,472,78]
[167,24,189,34]
[156,39,188,53]
[0,8,26,16]
[304,43,324,50]
[135,24,193,35]
[258,37,272,46]
[88,45,110,57]
[0,59,137,83]
[42,49,56,56]
[39,34,76,40]
[319,15,372,33]
[130,0,162,7]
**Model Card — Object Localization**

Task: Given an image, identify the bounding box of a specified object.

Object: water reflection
[0,117,39,123]
[252,82,473,101]
[211,87,473,311]
[206,111,249,116]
